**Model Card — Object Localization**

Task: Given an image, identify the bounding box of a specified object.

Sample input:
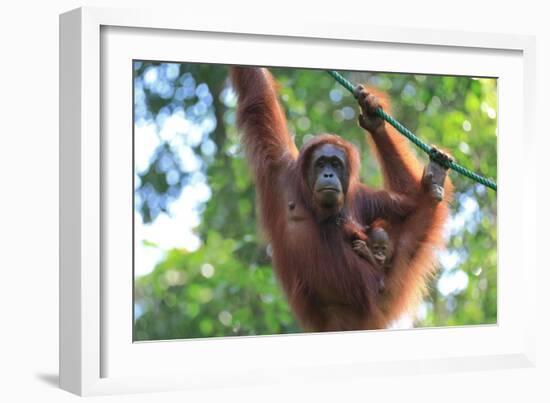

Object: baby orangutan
[352,220,393,292]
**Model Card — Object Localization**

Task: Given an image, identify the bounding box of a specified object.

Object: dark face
[368,228,392,265]
[308,143,348,210]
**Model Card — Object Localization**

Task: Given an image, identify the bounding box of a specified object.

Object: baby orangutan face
[368,227,392,266]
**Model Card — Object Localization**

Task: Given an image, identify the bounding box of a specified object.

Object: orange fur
[230,66,452,331]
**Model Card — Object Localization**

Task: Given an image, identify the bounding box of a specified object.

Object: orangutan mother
[230,67,452,331]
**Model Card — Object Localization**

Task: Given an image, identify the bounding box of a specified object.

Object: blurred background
[133,62,497,341]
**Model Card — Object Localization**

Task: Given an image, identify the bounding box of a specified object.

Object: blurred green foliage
[133,62,497,341]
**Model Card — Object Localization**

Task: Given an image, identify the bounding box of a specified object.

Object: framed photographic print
[59,6,537,396]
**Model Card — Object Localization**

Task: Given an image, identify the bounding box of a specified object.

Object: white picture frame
[59,6,537,396]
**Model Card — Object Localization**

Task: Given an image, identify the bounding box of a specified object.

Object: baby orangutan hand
[352,239,379,268]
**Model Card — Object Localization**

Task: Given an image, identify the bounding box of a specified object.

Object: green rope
[327,70,497,191]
